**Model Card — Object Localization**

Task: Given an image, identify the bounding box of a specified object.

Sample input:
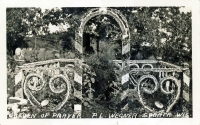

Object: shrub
[84,42,119,99]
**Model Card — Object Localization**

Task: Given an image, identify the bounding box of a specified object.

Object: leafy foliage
[7,7,191,66]
[7,8,46,55]
[84,42,118,97]
[7,7,192,117]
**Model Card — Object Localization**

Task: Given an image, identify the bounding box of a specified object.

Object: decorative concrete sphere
[15,48,22,56]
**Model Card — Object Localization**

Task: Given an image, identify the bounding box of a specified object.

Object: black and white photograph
[1,0,200,124]
[6,6,193,119]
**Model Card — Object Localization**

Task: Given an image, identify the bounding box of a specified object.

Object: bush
[84,42,119,98]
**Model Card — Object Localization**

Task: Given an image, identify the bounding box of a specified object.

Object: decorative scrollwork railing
[23,67,72,111]
[113,59,184,113]
[15,59,85,112]
[14,58,189,114]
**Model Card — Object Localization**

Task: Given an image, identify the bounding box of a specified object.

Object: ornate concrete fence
[12,7,191,117]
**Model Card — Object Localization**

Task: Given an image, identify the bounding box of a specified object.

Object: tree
[6,7,192,69]
[7,8,46,55]
[116,7,191,66]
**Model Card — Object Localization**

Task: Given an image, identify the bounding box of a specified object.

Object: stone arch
[75,7,131,59]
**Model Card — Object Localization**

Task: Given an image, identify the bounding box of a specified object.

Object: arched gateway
[11,8,191,116]
[74,7,131,60]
